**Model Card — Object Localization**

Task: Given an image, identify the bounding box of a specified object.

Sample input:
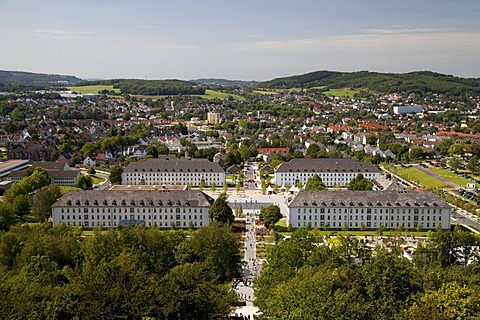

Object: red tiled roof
[257,147,290,155]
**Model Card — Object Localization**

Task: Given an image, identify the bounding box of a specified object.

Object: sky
[0,0,479,81]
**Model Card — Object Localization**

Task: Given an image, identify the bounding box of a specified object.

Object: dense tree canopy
[109,165,123,185]
[254,228,480,319]
[304,174,327,190]
[347,173,374,190]
[0,224,239,319]
[259,205,283,229]
[208,195,234,225]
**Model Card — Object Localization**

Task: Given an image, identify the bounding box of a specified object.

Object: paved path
[413,164,460,189]
[231,211,261,319]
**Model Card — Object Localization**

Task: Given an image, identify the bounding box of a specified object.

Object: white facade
[207,112,221,124]
[122,157,225,187]
[274,158,381,187]
[287,190,451,230]
[52,190,213,229]
[83,156,96,167]
[393,105,423,114]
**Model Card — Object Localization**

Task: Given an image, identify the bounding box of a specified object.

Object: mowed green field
[428,167,471,187]
[194,89,245,100]
[322,88,361,98]
[68,85,121,94]
[394,167,450,189]
[67,86,244,101]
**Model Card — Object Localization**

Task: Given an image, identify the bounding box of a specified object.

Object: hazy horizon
[1,0,479,81]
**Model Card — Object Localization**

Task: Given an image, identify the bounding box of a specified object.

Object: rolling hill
[259,70,480,96]
[0,70,83,85]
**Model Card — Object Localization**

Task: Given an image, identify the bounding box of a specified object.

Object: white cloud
[34,29,92,40]
[146,43,200,49]
[359,28,443,35]
[225,30,480,54]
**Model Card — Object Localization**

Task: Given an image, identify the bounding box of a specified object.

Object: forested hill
[0,70,82,85]
[192,78,259,87]
[259,70,480,96]
[79,79,205,95]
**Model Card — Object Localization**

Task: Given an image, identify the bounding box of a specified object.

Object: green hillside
[259,70,480,96]
[76,79,205,96]
[0,70,82,85]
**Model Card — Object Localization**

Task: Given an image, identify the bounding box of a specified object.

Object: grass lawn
[389,166,450,189]
[275,219,288,228]
[428,167,471,187]
[68,85,121,94]
[252,90,279,95]
[90,175,106,185]
[192,89,245,100]
[59,186,81,194]
[322,88,361,98]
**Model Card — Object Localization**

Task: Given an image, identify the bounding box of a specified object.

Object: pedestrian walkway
[230,211,261,319]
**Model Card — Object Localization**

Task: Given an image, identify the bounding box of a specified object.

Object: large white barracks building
[121,156,225,187]
[274,158,381,187]
[51,190,214,229]
[287,190,451,230]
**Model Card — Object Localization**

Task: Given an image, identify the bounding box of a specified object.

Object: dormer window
[84,200,89,205]
[103,200,108,205]
[112,200,117,205]
[121,200,126,205]
[75,200,80,205]
[130,200,135,205]
[94,200,99,205]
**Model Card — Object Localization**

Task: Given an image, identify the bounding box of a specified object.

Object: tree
[208,195,234,225]
[409,147,425,161]
[6,167,50,201]
[448,157,461,172]
[77,175,93,190]
[399,282,480,320]
[224,150,241,167]
[156,262,237,319]
[467,155,478,173]
[87,167,96,175]
[109,165,123,185]
[347,174,373,190]
[32,185,62,222]
[259,205,282,229]
[304,174,327,190]
[175,223,242,282]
